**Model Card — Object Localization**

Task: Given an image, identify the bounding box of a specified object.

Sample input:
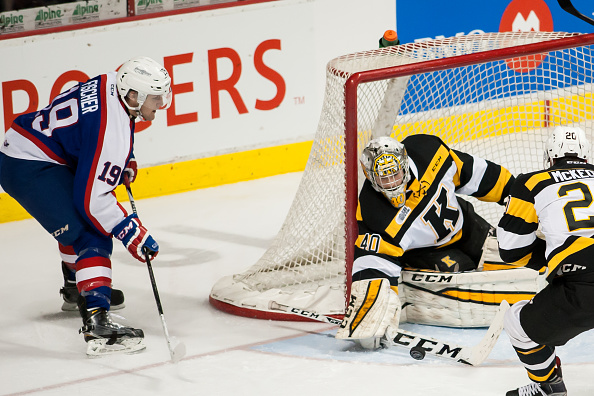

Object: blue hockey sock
[81,286,112,310]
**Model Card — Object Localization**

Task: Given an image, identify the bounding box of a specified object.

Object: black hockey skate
[60,262,125,311]
[507,358,567,396]
[78,297,145,357]
[505,377,567,396]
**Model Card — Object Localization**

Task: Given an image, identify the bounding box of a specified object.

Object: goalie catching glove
[112,214,159,262]
[336,278,401,349]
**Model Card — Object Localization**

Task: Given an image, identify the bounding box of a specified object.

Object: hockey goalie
[336,134,545,348]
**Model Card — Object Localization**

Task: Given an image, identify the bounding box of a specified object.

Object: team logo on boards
[499,0,553,73]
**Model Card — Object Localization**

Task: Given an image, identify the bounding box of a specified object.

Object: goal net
[209,31,594,320]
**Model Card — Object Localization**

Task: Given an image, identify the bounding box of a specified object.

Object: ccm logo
[392,331,462,358]
[410,274,453,283]
[431,155,442,171]
[117,222,135,239]
[51,224,69,237]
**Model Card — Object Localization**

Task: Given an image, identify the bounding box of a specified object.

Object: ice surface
[1,172,594,396]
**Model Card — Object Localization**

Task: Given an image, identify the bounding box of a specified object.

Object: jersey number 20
[559,182,594,231]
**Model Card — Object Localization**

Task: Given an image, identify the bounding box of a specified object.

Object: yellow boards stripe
[0,141,312,224]
[350,279,382,335]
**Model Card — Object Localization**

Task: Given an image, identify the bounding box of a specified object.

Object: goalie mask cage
[209,31,594,321]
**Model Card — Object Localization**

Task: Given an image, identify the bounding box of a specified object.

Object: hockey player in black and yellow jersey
[354,134,513,283]
[336,134,515,348]
[497,126,594,396]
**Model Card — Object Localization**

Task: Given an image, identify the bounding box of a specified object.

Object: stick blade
[168,337,187,363]
[464,300,510,366]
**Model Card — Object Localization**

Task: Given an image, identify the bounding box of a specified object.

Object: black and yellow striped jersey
[356,134,514,265]
[498,160,594,280]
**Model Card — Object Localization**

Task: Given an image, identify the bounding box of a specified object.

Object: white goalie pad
[336,278,401,348]
[398,267,546,327]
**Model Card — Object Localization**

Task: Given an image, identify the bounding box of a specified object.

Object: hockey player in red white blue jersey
[0,56,171,356]
[496,126,594,396]
[336,134,514,348]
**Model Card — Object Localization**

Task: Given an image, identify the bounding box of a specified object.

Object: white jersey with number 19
[1,72,134,236]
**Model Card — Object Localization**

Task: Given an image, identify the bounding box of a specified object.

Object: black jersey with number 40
[356,134,514,265]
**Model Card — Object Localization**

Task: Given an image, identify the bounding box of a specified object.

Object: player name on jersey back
[80,79,99,114]
[550,168,594,183]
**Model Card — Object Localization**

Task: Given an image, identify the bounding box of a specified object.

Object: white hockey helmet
[544,126,591,168]
[360,136,410,208]
[116,56,172,113]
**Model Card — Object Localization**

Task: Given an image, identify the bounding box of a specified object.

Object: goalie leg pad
[398,268,544,327]
[336,279,401,348]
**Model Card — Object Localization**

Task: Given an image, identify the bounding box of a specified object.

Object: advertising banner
[0,0,126,34]
[394,0,594,115]
[134,0,235,14]
[397,0,594,45]
[0,0,394,168]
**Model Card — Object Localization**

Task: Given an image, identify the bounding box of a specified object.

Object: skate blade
[86,338,146,357]
[61,301,78,311]
[62,302,125,312]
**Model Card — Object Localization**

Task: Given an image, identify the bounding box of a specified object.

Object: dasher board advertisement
[397,0,594,45]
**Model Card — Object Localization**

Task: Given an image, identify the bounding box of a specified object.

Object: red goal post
[210,31,594,321]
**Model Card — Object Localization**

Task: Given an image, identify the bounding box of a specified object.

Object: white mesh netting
[210,31,594,319]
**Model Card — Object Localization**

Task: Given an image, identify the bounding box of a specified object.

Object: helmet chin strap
[121,95,145,121]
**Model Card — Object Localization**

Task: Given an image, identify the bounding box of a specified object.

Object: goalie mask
[544,126,591,168]
[360,136,410,208]
[116,56,172,120]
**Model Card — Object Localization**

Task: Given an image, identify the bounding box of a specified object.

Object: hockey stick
[269,301,343,326]
[123,177,187,363]
[269,300,509,366]
[557,0,594,26]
